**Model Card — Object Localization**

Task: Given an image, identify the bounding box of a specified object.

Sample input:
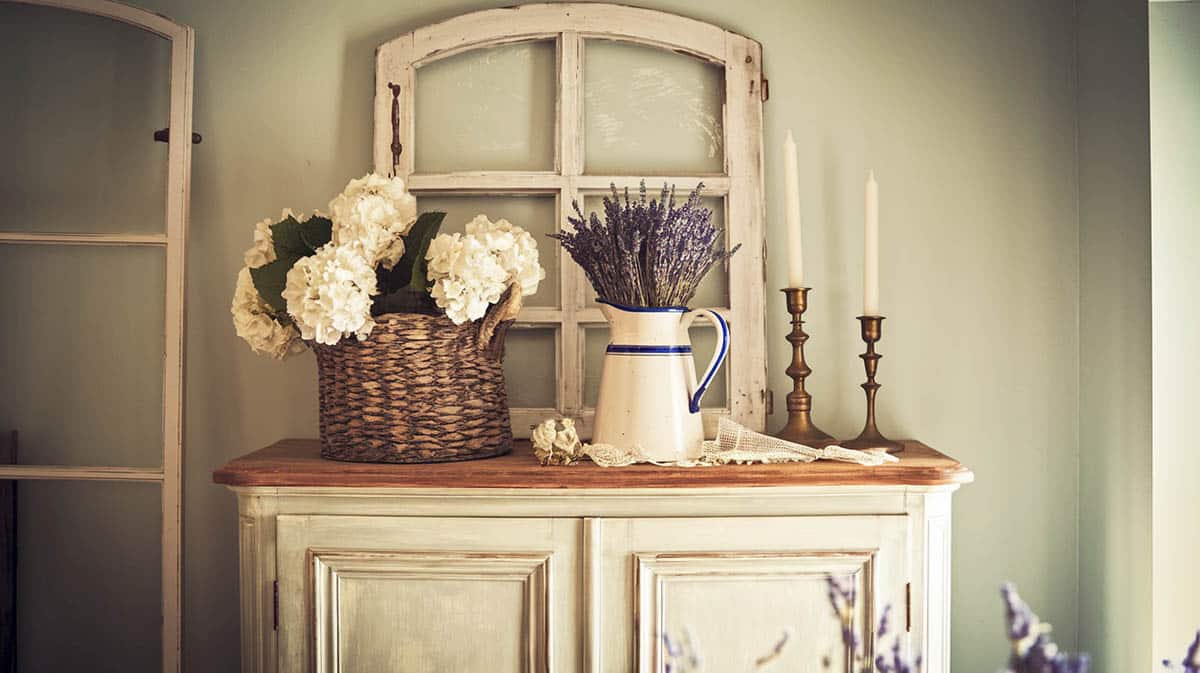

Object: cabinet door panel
[277,516,580,673]
[595,516,909,673]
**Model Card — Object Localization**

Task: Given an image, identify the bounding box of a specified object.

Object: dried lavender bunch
[1001,583,1089,673]
[552,182,740,307]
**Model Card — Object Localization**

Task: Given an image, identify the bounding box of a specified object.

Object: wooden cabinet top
[213,439,973,489]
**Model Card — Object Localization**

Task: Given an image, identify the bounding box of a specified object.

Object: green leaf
[297,215,333,252]
[270,213,331,259]
[248,258,294,314]
[371,288,439,316]
[377,211,445,295]
[269,214,308,259]
[403,211,445,291]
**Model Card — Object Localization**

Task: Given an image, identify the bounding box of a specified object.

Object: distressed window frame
[374,3,767,437]
[0,1,193,670]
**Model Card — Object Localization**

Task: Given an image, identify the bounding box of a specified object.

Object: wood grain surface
[214,438,973,489]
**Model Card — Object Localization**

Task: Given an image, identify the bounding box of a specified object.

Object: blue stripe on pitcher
[606,345,693,355]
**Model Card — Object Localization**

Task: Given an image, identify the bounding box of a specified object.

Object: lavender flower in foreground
[552,182,740,307]
[827,575,861,655]
[663,629,703,673]
[1163,630,1200,673]
[1001,583,1088,673]
[824,575,920,673]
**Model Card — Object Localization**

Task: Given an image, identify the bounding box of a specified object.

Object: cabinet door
[276,515,580,673]
[594,515,910,673]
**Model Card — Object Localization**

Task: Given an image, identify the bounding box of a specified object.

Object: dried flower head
[553,182,739,308]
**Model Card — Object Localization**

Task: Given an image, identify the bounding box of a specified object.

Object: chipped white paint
[375,4,768,438]
[230,483,961,673]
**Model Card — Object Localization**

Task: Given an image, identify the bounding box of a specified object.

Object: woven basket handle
[478,283,523,359]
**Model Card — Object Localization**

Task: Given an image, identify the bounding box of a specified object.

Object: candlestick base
[842,315,904,455]
[839,429,905,454]
[773,288,838,448]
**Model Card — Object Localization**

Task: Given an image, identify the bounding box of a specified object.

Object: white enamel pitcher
[591,300,730,462]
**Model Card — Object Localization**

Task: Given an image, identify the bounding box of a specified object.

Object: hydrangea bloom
[282,243,378,345]
[427,234,508,324]
[426,215,545,324]
[465,215,546,296]
[230,267,305,359]
[243,215,277,269]
[328,174,418,269]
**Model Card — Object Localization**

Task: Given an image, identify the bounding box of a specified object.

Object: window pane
[579,195,728,308]
[0,3,170,234]
[503,327,557,408]
[0,246,165,467]
[414,40,556,173]
[415,194,559,307]
[583,325,726,409]
[584,40,725,175]
[6,479,162,672]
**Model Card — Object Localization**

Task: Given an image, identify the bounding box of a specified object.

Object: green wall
[1151,0,1200,659]
[1,1,1160,671]
[1077,0,1154,671]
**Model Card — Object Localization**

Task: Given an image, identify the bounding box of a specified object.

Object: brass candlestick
[774,288,836,447]
[841,315,904,454]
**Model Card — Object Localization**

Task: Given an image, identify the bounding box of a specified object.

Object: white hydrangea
[425,215,546,325]
[282,243,378,346]
[427,233,509,324]
[230,267,306,359]
[328,173,418,269]
[465,215,546,296]
[243,216,276,269]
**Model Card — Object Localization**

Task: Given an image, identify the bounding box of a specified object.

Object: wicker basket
[313,287,521,463]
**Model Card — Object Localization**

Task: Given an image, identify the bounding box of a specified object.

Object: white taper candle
[864,170,880,315]
[783,130,804,287]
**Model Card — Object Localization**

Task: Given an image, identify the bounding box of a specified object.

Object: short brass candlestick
[774,288,836,447]
[841,315,904,454]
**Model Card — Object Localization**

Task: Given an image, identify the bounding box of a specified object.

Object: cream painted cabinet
[217,440,971,673]
[276,516,579,673]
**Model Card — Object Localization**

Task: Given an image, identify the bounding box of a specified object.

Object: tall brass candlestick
[774,288,836,447]
[841,315,904,454]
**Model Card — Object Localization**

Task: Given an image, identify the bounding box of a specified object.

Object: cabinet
[215,439,971,673]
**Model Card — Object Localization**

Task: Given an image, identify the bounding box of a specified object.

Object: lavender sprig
[552,182,740,307]
[1163,630,1200,673]
[1001,583,1089,673]
[824,576,921,673]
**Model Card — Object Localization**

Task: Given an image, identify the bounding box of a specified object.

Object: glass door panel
[0,3,170,234]
[0,246,165,467]
[414,40,557,173]
[584,40,726,175]
[11,479,162,672]
[414,194,560,307]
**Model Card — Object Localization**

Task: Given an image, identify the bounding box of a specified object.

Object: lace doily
[531,417,898,468]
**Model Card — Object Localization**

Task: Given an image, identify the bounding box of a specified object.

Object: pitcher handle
[683,308,730,413]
